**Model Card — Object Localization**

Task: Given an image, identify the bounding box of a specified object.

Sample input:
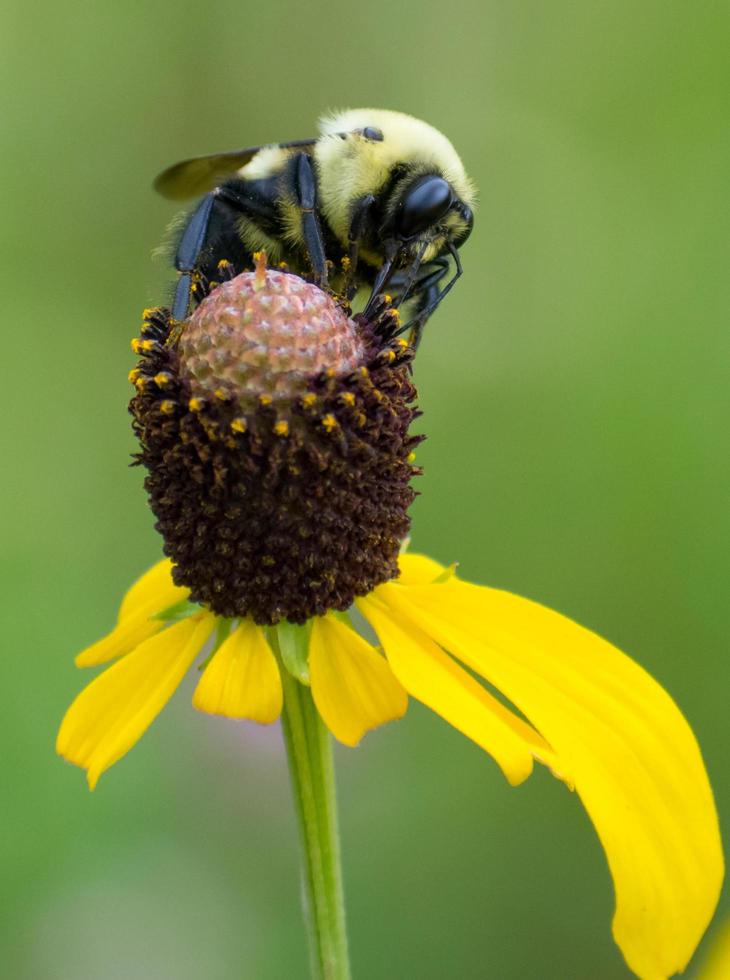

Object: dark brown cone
[130,268,422,624]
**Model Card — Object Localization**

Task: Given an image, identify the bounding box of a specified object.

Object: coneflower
[58,255,723,980]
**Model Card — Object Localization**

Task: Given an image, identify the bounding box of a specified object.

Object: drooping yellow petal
[359,594,557,786]
[57,613,215,789]
[309,614,408,747]
[396,552,448,586]
[75,612,166,668]
[118,558,186,622]
[76,559,189,668]
[376,577,723,980]
[192,620,282,723]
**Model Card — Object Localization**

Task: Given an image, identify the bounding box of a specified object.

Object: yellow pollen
[383,294,392,304]
[340,392,356,406]
[341,256,351,271]
[140,339,156,352]
[355,412,366,427]
[382,350,396,363]
[388,308,401,325]
[134,376,147,390]
[230,417,248,433]
[188,397,204,412]
[153,372,170,388]
[301,393,317,408]
[216,259,229,270]
[128,368,141,383]
[407,451,417,463]
[274,419,290,437]
[160,400,175,415]
[325,368,336,379]
[259,394,273,406]
[130,338,142,353]
[396,338,409,350]
[213,388,228,401]
[322,413,337,432]
[141,307,157,319]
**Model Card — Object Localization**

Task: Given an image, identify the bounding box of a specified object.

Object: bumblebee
[154,108,475,347]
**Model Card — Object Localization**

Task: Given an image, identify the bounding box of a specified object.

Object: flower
[58,257,723,979]
[59,550,722,978]
[130,257,418,625]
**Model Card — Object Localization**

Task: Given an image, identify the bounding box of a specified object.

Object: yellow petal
[75,613,165,668]
[57,613,215,789]
[192,620,282,723]
[358,594,555,786]
[396,552,448,585]
[309,614,408,747]
[377,578,723,980]
[76,559,189,668]
[698,918,730,979]
[118,558,186,622]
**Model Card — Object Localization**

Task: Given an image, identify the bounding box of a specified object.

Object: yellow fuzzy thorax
[231,109,475,259]
[315,108,476,244]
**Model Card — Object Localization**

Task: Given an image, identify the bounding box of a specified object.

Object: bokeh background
[3,2,729,977]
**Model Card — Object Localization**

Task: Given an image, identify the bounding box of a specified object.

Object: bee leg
[398,256,457,349]
[291,153,328,286]
[344,194,377,297]
[383,259,447,313]
[407,307,433,350]
[362,241,400,320]
[172,194,217,320]
[171,181,278,320]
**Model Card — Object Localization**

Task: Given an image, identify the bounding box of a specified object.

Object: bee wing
[153,138,319,200]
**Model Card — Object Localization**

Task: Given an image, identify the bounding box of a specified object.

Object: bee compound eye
[395,175,453,240]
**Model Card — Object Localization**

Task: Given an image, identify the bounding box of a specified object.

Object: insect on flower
[154,108,475,348]
[58,113,722,980]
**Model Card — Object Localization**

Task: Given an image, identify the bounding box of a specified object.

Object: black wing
[153,138,319,200]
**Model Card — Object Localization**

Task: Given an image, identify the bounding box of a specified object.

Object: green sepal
[153,597,201,622]
[276,620,312,685]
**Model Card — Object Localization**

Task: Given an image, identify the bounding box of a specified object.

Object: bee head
[386,172,473,265]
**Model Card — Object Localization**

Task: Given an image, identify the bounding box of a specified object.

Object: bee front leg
[400,248,463,349]
[344,194,377,298]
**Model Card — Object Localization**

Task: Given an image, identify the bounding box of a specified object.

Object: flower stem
[279,667,352,980]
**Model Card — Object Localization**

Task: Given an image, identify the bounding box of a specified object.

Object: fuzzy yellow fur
[228,109,475,259]
[314,108,475,245]
[236,216,283,260]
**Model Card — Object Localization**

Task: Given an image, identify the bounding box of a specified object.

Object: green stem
[279,666,352,980]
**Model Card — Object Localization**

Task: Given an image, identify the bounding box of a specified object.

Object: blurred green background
[3,2,729,977]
